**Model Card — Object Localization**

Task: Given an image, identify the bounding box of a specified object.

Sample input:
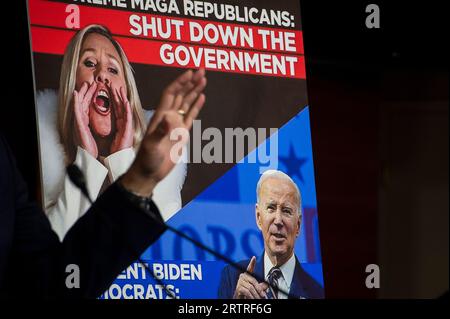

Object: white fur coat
[36,89,186,239]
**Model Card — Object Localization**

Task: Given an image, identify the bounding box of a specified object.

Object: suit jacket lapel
[289,257,309,299]
[254,254,265,282]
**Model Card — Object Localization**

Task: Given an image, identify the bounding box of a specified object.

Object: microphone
[67,164,294,299]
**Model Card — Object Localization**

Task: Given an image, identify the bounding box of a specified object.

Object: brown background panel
[32,54,308,204]
[34,0,307,205]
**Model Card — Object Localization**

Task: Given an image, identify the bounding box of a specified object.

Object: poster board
[27,0,324,299]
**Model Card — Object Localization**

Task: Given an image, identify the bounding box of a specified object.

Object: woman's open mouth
[93,89,111,115]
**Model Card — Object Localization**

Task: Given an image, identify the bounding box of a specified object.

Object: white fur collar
[35,89,186,222]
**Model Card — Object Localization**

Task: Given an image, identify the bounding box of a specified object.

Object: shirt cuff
[103,147,135,182]
[74,146,108,199]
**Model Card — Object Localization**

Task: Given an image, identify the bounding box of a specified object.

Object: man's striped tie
[266,267,282,299]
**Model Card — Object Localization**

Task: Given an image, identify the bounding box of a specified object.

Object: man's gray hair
[256,170,302,216]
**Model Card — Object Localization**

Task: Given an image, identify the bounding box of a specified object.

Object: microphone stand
[67,165,176,299]
[67,164,294,299]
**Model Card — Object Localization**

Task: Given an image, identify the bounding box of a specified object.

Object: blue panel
[102,261,323,299]
[113,107,324,298]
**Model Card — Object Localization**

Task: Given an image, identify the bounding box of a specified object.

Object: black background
[1,0,448,299]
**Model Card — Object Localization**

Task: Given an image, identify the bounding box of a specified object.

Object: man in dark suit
[0,69,206,299]
[218,170,324,299]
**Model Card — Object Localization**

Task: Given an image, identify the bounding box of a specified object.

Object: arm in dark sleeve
[60,182,166,299]
[2,135,62,298]
[2,136,166,298]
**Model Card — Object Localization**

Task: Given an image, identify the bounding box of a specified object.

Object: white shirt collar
[263,252,296,292]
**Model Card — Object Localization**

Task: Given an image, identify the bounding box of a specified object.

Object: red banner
[28,0,305,79]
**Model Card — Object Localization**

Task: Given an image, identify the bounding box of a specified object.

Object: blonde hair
[57,24,146,164]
